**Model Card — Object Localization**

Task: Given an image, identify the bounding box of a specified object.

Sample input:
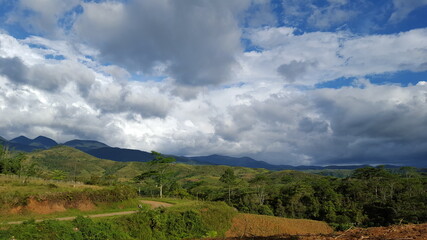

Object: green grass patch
[140,197,236,237]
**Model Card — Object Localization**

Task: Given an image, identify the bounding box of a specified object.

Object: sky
[0,0,427,167]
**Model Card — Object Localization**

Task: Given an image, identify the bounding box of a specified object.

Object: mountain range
[0,135,400,170]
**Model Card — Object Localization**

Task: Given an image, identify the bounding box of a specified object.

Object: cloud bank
[0,1,426,167]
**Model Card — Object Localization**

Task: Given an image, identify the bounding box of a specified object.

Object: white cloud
[239,27,427,85]
[281,0,361,30]
[389,0,427,23]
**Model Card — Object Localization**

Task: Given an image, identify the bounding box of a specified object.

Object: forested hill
[0,135,407,171]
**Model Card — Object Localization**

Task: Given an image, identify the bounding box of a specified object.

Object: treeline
[137,165,427,230]
[224,167,425,229]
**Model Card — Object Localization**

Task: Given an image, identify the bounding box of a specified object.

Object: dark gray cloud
[277,60,317,82]
[87,82,172,119]
[73,0,247,86]
[0,56,95,93]
[208,83,427,167]
[0,57,28,84]
[310,85,427,166]
[298,117,328,133]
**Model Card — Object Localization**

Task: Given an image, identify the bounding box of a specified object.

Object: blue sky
[0,0,426,166]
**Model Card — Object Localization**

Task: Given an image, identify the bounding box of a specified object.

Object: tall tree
[249,174,268,205]
[135,151,176,198]
[220,168,237,204]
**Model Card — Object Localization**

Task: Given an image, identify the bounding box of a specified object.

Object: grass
[0,174,100,195]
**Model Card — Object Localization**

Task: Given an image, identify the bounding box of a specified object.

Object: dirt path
[4,210,138,225]
[4,200,173,225]
[140,200,173,208]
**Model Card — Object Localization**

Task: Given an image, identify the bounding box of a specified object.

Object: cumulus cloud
[0,32,176,147]
[72,0,247,86]
[240,27,427,85]
[0,56,95,93]
[202,81,427,166]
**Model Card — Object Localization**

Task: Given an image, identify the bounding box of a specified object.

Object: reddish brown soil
[6,211,138,225]
[225,213,333,238]
[140,200,173,208]
[301,223,427,240]
[9,197,95,214]
[208,223,427,240]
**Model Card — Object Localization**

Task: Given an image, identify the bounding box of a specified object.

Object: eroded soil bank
[9,196,95,214]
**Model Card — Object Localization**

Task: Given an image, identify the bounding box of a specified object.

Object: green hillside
[25,146,271,183]
[27,146,131,181]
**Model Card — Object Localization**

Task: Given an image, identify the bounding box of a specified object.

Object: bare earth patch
[207,222,427,240]
[225,213,333,238]
[9,197,95,215]
[300,223,427,240]
[140,200,173,208]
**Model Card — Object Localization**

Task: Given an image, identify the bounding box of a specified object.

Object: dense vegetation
[137,165,427,230]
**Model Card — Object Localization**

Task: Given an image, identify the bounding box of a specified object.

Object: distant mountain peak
[30,136,58,148]
[63,139,110,152]
[33,135,56,141]
[10,135,32,145]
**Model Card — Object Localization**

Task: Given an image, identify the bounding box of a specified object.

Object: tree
[399,166,420,178]
[50,170,68,180]
[0,145,21,174]
[250,175,268,205]
[220,168,237,203]
[134,151,176,198]
[19,158,37,184]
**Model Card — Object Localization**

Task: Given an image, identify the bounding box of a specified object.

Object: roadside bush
[198,201,236,237]
[1,219,81,240]
[116,208,207,240]
[73,216,130,240]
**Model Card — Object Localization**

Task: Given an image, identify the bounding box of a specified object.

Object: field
[225,213,333,237]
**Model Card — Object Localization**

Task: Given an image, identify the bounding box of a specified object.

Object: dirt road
[140,200,173,208]
[5,210,138,225]
[4,199,173,225]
